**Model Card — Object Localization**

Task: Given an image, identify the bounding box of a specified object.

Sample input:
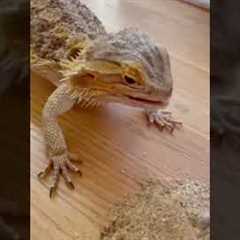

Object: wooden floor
[31,1,209,239]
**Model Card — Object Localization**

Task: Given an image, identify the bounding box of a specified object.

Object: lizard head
[61,28,173,109]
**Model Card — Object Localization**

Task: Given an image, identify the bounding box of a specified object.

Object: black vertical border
[0,0,30,239]
[211,1,240,239]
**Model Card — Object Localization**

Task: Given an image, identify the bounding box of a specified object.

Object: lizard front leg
[145,109,182,133]
[39,83,81,198]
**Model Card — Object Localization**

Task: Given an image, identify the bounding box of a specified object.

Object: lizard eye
[124,76,136,85]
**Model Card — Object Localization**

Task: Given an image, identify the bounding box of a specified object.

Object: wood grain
[179,0,210,10]
[31,0,209,239]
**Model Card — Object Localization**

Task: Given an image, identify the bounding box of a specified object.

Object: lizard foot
[38,152,82,198]
[145,110,182,133]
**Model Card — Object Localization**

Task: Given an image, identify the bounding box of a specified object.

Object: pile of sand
[101,179,209,240]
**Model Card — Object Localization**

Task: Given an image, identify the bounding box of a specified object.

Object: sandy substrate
[101,179,209,240]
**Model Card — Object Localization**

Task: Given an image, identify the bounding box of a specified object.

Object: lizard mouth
[127,96,167,106]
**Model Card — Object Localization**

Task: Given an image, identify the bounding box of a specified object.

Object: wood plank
[31,1,209,239]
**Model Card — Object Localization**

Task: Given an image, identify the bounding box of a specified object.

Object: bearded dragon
[31,0,182,197]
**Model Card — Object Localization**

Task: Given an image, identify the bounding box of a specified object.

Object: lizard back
[31,0,107,62]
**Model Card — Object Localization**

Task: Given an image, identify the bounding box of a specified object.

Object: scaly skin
[31,0,182,197]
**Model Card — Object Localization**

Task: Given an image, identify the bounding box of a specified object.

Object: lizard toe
[60,163,75,190]
[145,110,182,134]
[37,161,53,179]
[66,160,82,175]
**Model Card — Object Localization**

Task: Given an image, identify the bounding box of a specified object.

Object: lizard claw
[38,161,53,179]
[145,110,182,134]
[49,185,57,199]
[38,152,82,198]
